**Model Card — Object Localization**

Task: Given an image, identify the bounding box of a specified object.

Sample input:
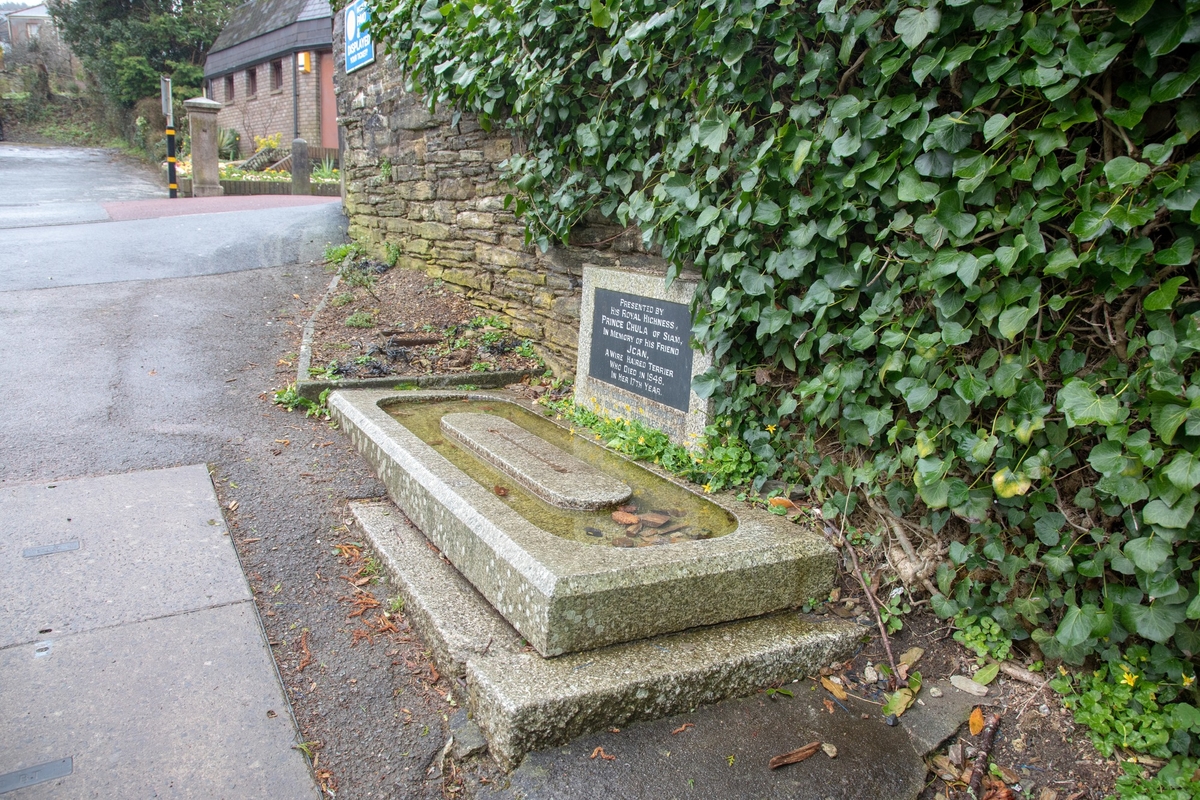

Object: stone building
[331,9,665,375]
[204,0,338,158]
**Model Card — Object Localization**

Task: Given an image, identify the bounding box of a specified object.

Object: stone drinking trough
[330,388,860,766]
[330,389,838,657]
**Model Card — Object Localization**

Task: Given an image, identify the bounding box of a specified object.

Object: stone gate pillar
[184,97,224,198]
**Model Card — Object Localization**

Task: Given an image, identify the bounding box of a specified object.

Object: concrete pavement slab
[0,465,250,649]
[486,688,925,800]
[0,602,317,799]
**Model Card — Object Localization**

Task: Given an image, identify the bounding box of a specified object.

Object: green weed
[345,312,375,328]
[330,292,356,307]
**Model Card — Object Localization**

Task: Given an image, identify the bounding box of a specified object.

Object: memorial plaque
[587,288,694,412]
[576,264,712,446]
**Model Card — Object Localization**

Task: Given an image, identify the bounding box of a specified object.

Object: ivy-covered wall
[367,0,1200,723]
[334,9,665,373]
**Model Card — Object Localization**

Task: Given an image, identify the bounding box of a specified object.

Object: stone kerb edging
[294,275,540,401]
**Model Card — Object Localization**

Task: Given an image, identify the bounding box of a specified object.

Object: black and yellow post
[166,127,177,199]
[160,75,177,198]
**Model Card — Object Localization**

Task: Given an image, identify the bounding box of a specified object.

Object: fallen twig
[998,661,1047,687]
[834,523,900,689]
[769,741,821,770]
[967,713,1002,799]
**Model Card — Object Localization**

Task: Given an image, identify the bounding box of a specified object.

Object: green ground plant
[344,312,375,329]
[272,385,331,419]
[331,292,356,307]
[324,242,366,265]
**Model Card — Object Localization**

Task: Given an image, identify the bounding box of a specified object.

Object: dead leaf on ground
[981,781,1017,800]
[769,496,798,509]
[821,743,838,758]
[823,698,835,714]
[768,741,821,770]
[969,707,985,736]
[899,646,924,667]
[820,676,848,701]
[671,722,694,735]
[333,542,362,562]
[297,630,313,672]
[930,754,960,783]
[344,592,381,618]
[590,746,616,761]
[494,485,509,497]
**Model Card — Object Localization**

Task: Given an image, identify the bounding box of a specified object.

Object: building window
[271,60,284,92]
[26,22,39,39]
[224,75,234,103]
[247,67,257,98]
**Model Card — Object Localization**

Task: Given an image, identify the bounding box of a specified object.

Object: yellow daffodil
[766,424,776,433]
[1121,668,1138,687]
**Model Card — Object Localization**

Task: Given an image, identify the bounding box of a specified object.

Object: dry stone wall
[332,11,665,375]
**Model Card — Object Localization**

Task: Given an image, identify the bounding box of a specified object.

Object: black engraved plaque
[588,288,694,412]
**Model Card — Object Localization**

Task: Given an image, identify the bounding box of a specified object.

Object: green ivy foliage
[369,0,1200,669]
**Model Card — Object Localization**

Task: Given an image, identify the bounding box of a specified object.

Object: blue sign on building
[344,0,375,74]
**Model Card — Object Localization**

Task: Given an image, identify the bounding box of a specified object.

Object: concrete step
[350,499,864,770]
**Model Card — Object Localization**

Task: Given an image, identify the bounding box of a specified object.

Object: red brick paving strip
[102,195,339,222]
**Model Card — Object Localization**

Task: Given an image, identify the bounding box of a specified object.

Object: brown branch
[837,48,869,95]
[967,713,1001,799]
[838,526,900,690]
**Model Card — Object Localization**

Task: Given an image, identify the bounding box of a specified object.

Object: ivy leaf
[738,266,772,296]
[752,199,782,227]
[1124,535,1173,573]
[1142,495,1196,529]
[896,377,937,411]
[895,6,941,49]
[1068,210,1112,241]
[1144,276,1189,310]
[997,301,1036,341]
[1151,55,1200,103]
[1056,604,1098,647]
[1155,237,1195,266]
[698,118,730,153]
[1064,38,1127,78]
[992,467,1032,498]
[1114,0,1156,23]
[898,168,939,203]
[691,370,720,400]
[1152,401,1190,444]
[790,139,813,176]
[1104,156,1151,187]
[1165,451,1200,490]
[1057,380,1122,427]
[1120,601,1183,643]
[982,113,1011,143]
[696,205,720,228]
[589,0,612,28]
[1143,4,1191,57]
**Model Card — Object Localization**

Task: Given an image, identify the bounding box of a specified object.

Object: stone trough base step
[349,499,863,770]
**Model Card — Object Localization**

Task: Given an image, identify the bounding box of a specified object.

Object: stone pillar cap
[183,97,222,112]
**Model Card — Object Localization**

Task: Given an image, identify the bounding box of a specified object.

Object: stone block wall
[331,12,663,375]
[213,52,327,157]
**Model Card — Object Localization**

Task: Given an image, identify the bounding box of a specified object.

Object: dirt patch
[307,261,544,381]
[825,572,1120,800]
